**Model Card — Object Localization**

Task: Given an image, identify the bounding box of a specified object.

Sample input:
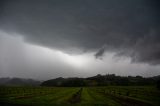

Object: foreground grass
[0,86,160,106]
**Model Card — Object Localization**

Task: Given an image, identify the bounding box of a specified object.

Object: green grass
[0,86,160,106]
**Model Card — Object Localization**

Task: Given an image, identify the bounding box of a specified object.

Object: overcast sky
[0,0,160,80]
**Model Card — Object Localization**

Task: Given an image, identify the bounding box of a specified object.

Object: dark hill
[41,77,86,87]
[41,74,160,87]
[0,77,40,86]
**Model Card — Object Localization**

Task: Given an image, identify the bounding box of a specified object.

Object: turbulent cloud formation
[94,45,106,59]
[0,0,160,64]
[0,31,160,80]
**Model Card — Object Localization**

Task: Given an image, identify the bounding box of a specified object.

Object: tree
[157,80,160,90]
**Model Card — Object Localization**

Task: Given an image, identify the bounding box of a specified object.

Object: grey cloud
[94,45,106,59]
[0,33,87,80]
[0,0,160,64]
[0,31,160,79]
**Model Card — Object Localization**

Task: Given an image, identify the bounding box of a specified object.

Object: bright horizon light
[56,51,89,68]
[24,43,90,69]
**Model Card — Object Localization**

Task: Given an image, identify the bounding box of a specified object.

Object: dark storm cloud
[0,0,160,64]
[94,45,106,59]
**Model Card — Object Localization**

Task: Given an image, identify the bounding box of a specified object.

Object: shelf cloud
[0,0,160,64]
[0,0,160,79]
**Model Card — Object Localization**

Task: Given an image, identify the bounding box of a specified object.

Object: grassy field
[0,86,160,106]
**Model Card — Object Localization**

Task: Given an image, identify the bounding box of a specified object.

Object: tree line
[41,74,160,89]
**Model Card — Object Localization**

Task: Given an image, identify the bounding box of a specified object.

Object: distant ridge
[0,77,41,86]
[41,74,160,87]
